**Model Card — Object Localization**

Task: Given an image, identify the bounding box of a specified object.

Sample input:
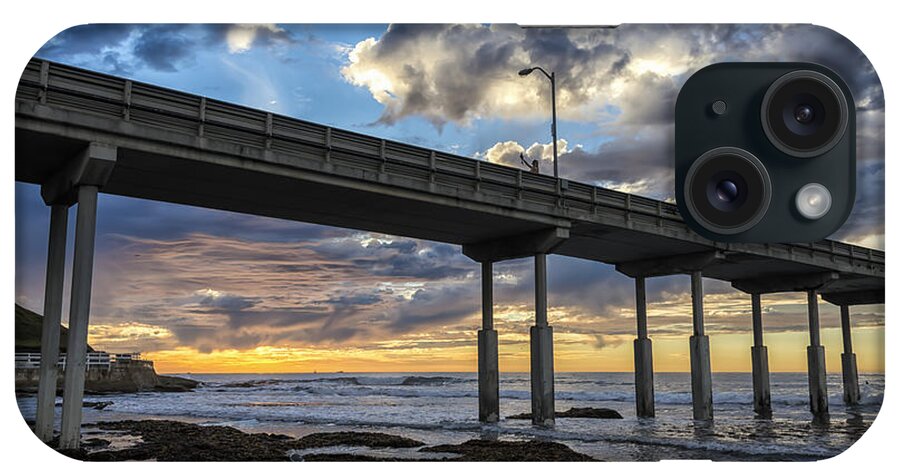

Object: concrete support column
[839,304,860,405]
[689,271,713,421]
[530,253,554,426]
[806,290,829,417]
[633,276,655,418]
[59,186,99,450]
[478,261,499,422]
[35,204,69,442]
[750,293,772,416]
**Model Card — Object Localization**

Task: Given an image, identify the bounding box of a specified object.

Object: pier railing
[14,351,150,370]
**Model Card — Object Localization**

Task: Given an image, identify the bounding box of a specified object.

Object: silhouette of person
[520,152,540,174]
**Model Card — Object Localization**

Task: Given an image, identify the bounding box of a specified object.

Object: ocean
[16,372,884,461]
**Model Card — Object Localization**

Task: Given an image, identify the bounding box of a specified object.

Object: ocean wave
[208,375,471,389]
[198,375,884,411]
[399,376,463,386]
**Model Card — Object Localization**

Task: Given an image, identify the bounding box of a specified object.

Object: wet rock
[85,401,114,410]
[82,438,111,450]
[63,419,593,462]
[295,431,424,449]
[77,420,424,461]
[297,453,405,462]
[55,400,114,410]
[154,375,200,392]
[400,376,457,386]
[85,420,297,461]
[421,439,595,461]
[508,407,623,420]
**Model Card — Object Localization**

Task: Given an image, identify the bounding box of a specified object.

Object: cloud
[224,24,292,53]
[37,24,134,58]
[387,285,479,333]
[478,128,674,199]
[36,24,296,74]
[341,24,633,127]
[592,334,616,350]
[131,25,198,72]
[76,227,485,352]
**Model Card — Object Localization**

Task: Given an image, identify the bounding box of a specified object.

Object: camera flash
[795,183,832,220]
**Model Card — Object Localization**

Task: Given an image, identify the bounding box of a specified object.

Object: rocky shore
[62,420,595,462]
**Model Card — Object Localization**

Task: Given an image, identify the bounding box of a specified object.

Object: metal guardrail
[15,59,884,274]
[14,352,149,370]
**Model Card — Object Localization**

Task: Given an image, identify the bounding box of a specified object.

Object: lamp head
[518,68,535,77]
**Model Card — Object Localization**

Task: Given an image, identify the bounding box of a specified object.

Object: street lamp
[518,66,559,178]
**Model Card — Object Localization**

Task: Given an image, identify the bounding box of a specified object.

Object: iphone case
[14,23,884,462]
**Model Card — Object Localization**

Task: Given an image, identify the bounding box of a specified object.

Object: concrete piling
[35,204,69,442]
[839,304,860,406]
[530,253,555,426]
[689,271,713,421]
[59,186,100,450]
[633,276,655,418]
[478,261,500,422]
[806,290,828,417]
[750,293,772,416]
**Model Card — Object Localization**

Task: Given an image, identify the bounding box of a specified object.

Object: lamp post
[518,66,559,178]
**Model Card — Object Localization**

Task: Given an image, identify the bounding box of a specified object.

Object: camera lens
[711,177,744,211]
[715,180,738,203]
[761,70,848,158]
[793,104,815,124]
[683,147,771,234]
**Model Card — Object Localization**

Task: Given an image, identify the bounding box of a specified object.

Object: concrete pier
[806,290,829,417]
[733,273,845,419]
[478,261,500,422]
[633,276,655,418]
[689,271,713,421]
[839,304,860,405]
[35,204,69,442]
[59,186,100,450]
[15,60,885,436]
[530,253,555,426]
[750,293,772,416]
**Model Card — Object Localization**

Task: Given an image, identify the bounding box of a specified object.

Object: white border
[2,1,892,475]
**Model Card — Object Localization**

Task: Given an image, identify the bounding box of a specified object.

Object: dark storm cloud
[35,24,298,75]
[315,236,476,280]
[387,285,479,333]
[37,24,134,57]
[131,25,197,72]
[198,292,259,312]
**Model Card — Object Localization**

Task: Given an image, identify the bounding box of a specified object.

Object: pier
[15,59,884,447]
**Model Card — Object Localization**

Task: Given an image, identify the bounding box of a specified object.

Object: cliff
[14,304,198,394]
[14,304,94,352]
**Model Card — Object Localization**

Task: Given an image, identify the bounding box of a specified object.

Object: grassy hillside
[14,304,94,353]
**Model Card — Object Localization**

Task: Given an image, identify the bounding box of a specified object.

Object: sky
[14,24,884,373]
